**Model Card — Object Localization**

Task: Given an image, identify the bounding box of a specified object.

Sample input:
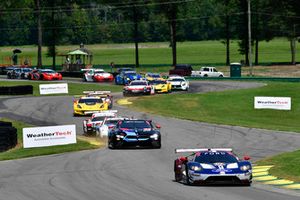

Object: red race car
[28,69,63,81]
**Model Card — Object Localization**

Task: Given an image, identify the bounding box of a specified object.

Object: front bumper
[74,109,107,116]
[189,171,252,184]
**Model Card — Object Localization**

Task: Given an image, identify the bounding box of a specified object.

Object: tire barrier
[0,121,17,152]
[0,85,33,95]
[59,71,84,78]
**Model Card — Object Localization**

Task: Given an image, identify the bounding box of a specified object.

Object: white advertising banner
[254,97,291,110]
[23,125,76,148]
[39,83,68,95]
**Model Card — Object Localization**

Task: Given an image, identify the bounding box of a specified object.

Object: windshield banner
[254,96,291,110]
[23,124,76,148]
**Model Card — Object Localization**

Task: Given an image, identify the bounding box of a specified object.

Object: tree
[158,0,178,66]
[34,0,42,68]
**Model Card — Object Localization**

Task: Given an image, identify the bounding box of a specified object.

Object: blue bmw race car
[108,119,161,149]
[115,71,142,85]
[174,148,252,186]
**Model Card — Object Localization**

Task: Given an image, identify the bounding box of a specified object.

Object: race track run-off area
[0,81,300,200]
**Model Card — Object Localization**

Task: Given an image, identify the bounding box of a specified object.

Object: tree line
[0,0,299,67]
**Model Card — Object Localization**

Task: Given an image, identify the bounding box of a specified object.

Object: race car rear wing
[83,91,111,95]
[92,110,118,117]
[175,148,233,153]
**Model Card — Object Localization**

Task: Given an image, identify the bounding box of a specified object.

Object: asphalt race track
[0,81,300,200]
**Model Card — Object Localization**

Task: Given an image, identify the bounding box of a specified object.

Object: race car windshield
[79,98,103,105]
[125,73,136,76]
[104,120,120,125]
[194,153,238,164]
[119,120,151,129]
[92,116,106,122]
[149,80,166,84]
[169,78,184,82]
[130,82,147,86]
[42,70,55,73]
[23,68,32,72]
[150,74,160,78]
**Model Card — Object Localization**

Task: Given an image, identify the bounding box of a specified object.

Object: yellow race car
[145,73,164,81]
[148,79,172,93]
[73,92,109,116]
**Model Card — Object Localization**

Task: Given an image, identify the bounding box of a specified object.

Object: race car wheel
[152,140,161,149]
[174,161,182,182]
[21,73,25,79]
[185,164,191,185]
[108,141,115,149]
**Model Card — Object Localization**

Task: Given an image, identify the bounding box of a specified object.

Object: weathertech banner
[39,83,68,95]
[254,97,291,110]
[23,125,76,148]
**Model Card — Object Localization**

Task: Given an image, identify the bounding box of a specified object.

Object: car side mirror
[243,155,251,160]
[179,157,188,163]
[155,124,161,129]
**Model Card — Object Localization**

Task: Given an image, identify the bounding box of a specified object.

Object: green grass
[0,38,299,66]
[0,118,100,161]
[256,150,300,182]
[0,81,122,96]
[128,81,300,132]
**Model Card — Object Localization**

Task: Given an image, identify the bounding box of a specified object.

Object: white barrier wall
[254,97,291,110]
[23,125,76,148]
[39,83,68,95]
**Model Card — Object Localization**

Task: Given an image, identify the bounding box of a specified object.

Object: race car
[115,71,142,85]
[95,116,128,137]
[82,69,114,82]
[108,119,161,149]
[123,80,154,96]
[73,93,110,116]
[82,91,113,109]
[167,75,189,91]
[148,79,171,93]
[174,148,252,186]
[7,67,32,79]
[83,110,118,134]
[28,69,62,81]
[145,73,164,81]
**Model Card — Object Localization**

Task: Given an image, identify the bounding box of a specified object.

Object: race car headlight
[240,165,251,171]
[77,104,82,109]
[150,133,159,140]
[190,165,202,171]
[181,82,186,86]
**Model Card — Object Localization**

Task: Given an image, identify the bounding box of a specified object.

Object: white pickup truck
[191,67,224,77]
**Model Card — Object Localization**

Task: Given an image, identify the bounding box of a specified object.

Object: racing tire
[185,164,191,185]
[7,74,11,79]
[21,73,25,79]
[241,181,252,186]
[219,75,224,78]
[108,141,116,149]
[152,140,161,149]
[204,74,208,77]
[174,161,182,182]
[0,121,12,127]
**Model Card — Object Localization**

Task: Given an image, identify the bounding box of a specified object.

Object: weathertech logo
[26,131,72,138]
[254,97,291,110]
[257,101,288,105]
